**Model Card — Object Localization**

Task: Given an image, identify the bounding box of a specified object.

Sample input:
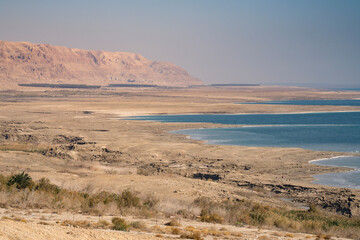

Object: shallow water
[128,112,360,153]
[173,125,360,152]
[312,156,360,189]
[127,109,360,188]
[128,111,360,126]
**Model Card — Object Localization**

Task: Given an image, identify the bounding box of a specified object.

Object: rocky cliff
[0,41,202,89]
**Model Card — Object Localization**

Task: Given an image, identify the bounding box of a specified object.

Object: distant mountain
[0,40,202,89]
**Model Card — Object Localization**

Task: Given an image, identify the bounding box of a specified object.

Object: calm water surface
[126,106,360,188]
[312,156,360,189]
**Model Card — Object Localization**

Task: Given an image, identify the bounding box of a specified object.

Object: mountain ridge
[0,40,202,89]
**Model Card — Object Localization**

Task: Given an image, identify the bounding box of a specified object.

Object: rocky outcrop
[0,40,203,89]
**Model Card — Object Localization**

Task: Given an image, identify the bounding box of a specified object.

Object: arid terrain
[0,86,360,239]
[0,40,202,89]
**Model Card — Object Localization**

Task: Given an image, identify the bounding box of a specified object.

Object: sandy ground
[0,86,360,238]
[0,210,350,240]
[0,219,173,240]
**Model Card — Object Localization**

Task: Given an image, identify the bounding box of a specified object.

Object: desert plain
[0,85,360,239]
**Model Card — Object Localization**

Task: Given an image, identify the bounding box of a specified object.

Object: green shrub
[119,190,140,208]
[7,172,33,189]
[249,204,269,225]
[112,217,129,231]
[35,178,61,194]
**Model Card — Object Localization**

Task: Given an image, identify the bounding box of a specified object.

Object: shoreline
[124,113,360,190]
[169,123,360,189]
[1,87,360,219]
[310,155,360,190]
[308,155,357,164]
[121,110,360,117]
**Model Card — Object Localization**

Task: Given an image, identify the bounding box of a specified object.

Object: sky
[0,0,359,88]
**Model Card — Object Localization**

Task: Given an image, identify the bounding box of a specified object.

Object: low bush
[199,209,223,224]
[7,172,33,189]
[130,221,148,230]
[112,217,129,231]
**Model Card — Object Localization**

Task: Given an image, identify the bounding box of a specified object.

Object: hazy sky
[1,0,359,87]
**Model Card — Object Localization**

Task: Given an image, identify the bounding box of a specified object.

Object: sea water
[126,110,360,188]
[237,99,360,106]
[311,156,360,189]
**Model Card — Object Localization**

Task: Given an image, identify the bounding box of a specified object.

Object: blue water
[312,156,360,189]
[173,125,360,152]
[237,99,360,106]
[127,110,360,188]
[128,111,360,126]
[128,111,360,152]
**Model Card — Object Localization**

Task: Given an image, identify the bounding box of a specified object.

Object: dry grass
[94,220,110,228]
[0,143,48,154]
[180,231,203,240]
[170,227,181,235]
[130,221,148,230]
[258,236,272,240]
[61,220,91,228]
[193,196,360,239]
[0,173,159,219]
[151,225,166,234]
[285,233,294,238]
[0,173,359,239]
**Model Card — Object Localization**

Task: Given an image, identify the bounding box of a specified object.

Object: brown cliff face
[0,40,202,89]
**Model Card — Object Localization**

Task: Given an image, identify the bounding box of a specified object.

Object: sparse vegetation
[94,220,110,228]
[0,144,48,154]
[180,231,203,240]
[111,217,129,231]
[7,172,33,189]
[129,220,148,230]
[0,173,158,217]
[0,173,359,239]
[199,209,223,224]
[193,196,360,239]
[62,220,91,228]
